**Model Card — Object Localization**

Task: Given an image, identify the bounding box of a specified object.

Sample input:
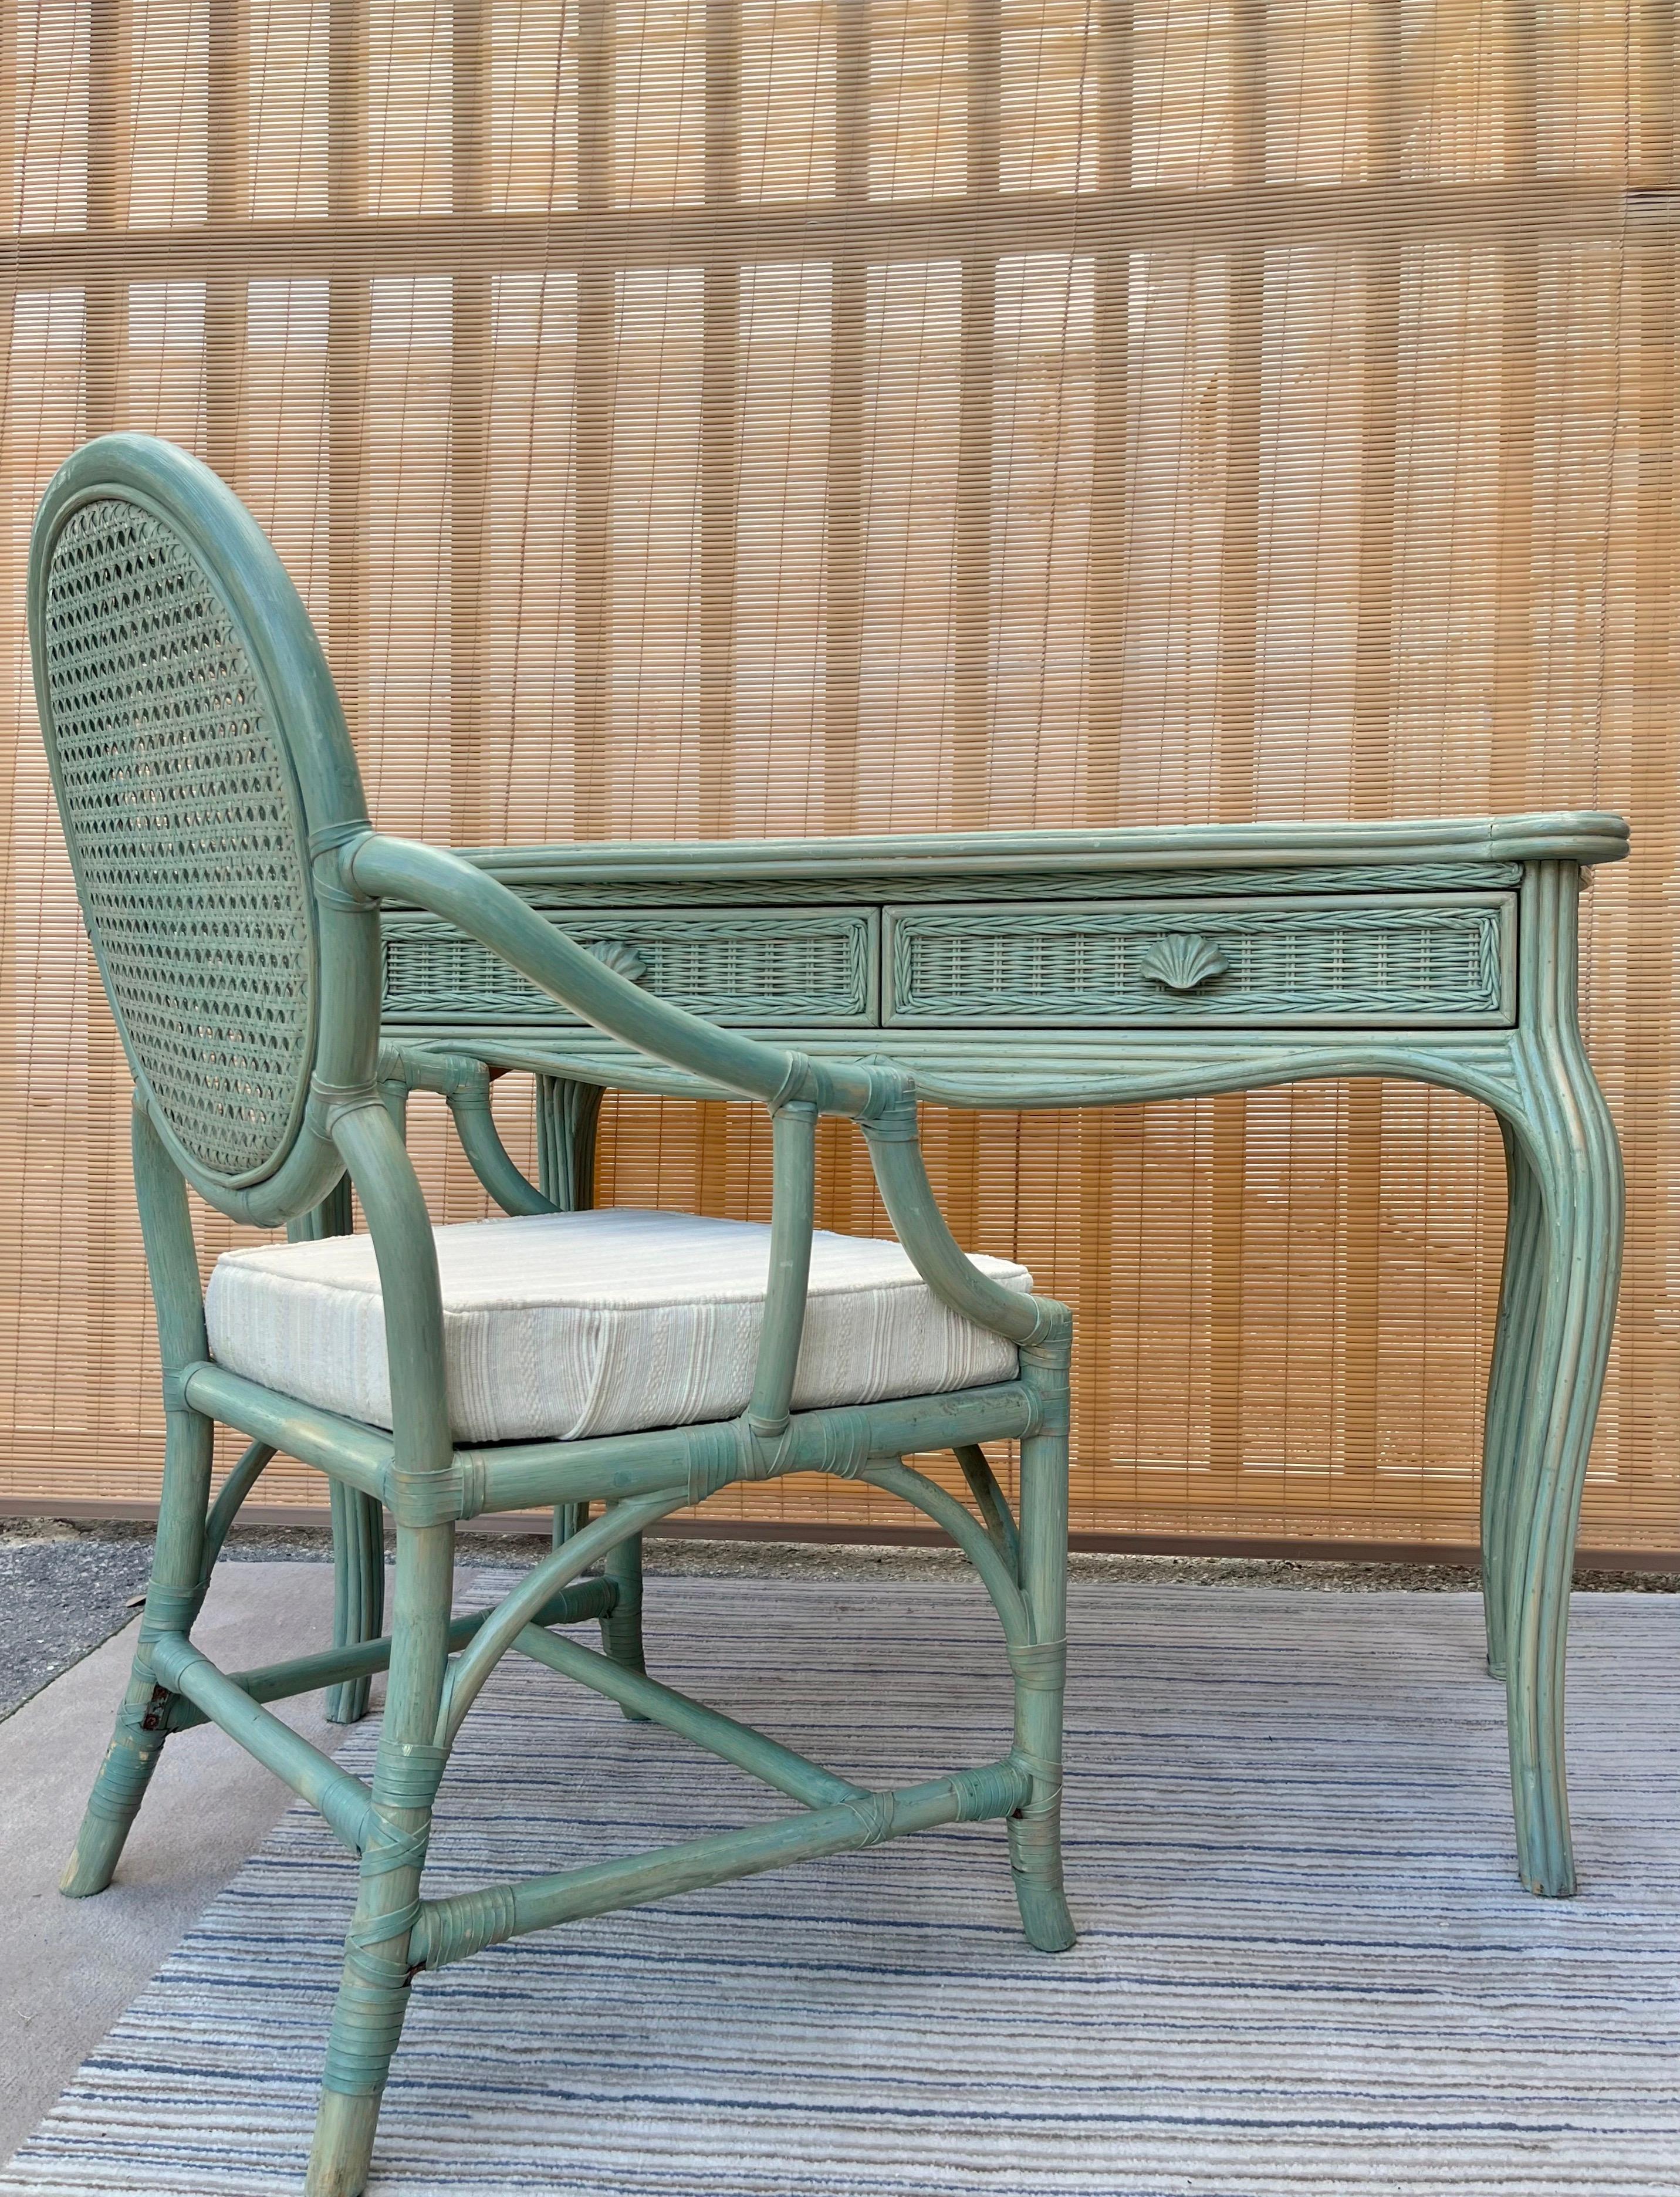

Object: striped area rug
[6,1580,1677,2196]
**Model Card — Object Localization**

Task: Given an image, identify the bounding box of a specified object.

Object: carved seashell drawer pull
[585,939,650,985]
[1136,933,1229,992]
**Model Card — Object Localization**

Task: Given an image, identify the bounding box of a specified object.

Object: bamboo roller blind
[0,2,1674,1553]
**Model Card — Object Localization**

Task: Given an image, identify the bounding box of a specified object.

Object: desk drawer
[884,894,1516,1027]
[383,907,878,1026]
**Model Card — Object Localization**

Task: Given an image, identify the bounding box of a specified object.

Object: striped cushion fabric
[204,1207,1031,1445]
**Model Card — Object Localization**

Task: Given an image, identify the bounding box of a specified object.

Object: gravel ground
[0,1523,156,1722]
[4,1513,1674,1728]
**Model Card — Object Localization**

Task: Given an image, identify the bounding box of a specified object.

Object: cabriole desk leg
[1488,867,1624,1897]
[1481,1121,1545,1681]
[536,1074,602,1214]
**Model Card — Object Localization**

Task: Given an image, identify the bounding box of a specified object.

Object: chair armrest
[377,1043,556,1216]
[347,833,1059,1364]
[346,833,887,1117]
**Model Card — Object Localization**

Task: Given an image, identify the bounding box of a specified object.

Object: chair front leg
[63,1401,215,1897]
[306,1519,455,2197]
[1006,1326,1076,1953]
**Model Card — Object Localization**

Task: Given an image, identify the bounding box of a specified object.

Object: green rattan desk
[380,813,1627,1897]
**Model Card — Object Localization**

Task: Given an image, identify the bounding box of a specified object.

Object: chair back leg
[326,1485,387,1725]
[65,1106,222,1898]
[599,1519,650,1720]
[62,1401,217,1896]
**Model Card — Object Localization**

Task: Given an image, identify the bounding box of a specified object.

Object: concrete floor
[0,1563,342,2166]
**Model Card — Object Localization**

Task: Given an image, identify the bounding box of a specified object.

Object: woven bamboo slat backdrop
[1,1,1675,1552]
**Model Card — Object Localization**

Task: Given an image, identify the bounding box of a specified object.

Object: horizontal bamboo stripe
[0,180,1644,283]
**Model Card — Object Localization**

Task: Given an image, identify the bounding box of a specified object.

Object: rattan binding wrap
[39,498,316,1181]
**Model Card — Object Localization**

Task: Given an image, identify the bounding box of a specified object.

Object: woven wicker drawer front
[384,907,878,1026]
[885,894,1517,1027]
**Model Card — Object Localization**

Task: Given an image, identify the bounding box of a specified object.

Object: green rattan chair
[29,433,1075,2197]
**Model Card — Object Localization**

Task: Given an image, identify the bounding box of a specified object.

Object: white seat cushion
[204,1207,1032,1445]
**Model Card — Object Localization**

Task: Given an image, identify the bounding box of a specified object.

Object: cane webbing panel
[0,4,1675,1553]
[39,498,315,1181]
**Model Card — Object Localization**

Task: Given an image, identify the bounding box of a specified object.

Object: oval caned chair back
[41,496,315,1179]
[29,435,380,1218]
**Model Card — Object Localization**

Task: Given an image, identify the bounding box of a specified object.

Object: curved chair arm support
[348,834,890,1119]
[449,1083,556,1217]
[862,1105,1059,1348]
[745,1101,817,1435]
[378,1043,556,1217]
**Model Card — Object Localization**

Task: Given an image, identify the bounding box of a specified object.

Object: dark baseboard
[4,1496,1675,1572]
